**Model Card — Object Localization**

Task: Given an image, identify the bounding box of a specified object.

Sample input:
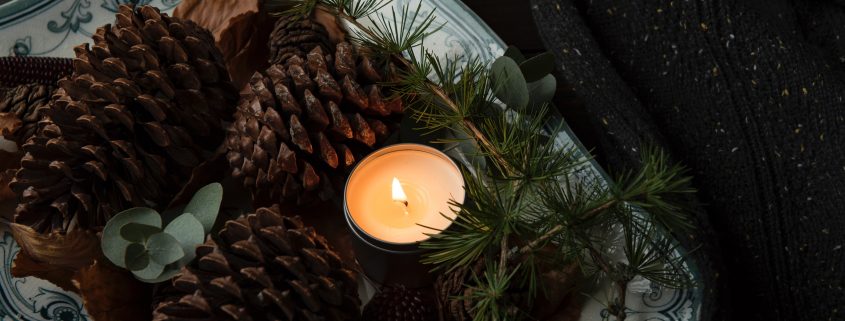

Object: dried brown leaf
[11,248,77,292]
[9,222,99,269]
[174,0,273,88]
[73,259,153,321]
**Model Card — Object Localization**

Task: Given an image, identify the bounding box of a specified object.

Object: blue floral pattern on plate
[0,0,701,320]
[0,0,179,56]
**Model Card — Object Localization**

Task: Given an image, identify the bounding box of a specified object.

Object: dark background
[462,0,604,165]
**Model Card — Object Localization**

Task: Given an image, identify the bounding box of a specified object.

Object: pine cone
[435,259,543,321]
[363,284,435,321]
[10,5,237,234]
[0,83,52,146]
[153,205,361,321]
[227,40,402,204]
[269,14,332,65]
[435,261,482,321]
[0,56,73,87]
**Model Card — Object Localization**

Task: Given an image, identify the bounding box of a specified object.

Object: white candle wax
[346,144,465,244]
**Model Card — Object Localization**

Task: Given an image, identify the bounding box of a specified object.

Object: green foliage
[120,223,160,243]
[124,243,149,271]
[266,0,319,18]
[183,182,224,233]
[503,46,527,64]
[164,213,206,267]
[325,0,391,18]
[491,57,529,109]
[413,49,695,320]
[270,1,699,320]
[614,146,698,232]
[102,207,160,268]
[462,261,524,321]
[266,0,389,19]
[491,48,557,110]
[100,183,224,283]
[349,1,441,61]
[526,74,556,109]
[519,52,555,82]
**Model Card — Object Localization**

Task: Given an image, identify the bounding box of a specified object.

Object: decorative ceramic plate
[0,1,702,320]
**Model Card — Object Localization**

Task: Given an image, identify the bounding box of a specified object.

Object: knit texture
[531,0,845,320]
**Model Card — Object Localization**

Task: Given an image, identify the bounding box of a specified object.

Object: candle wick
[394,199,410,215]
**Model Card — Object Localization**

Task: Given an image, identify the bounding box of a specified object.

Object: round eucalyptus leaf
[519,52,556,83]
[145,232,185,265]
[124,243,149,272]
[120,223,162,243]
[160,205,187,226]
[183,182,224,234]
[133,260,165,281]
[491,56,529,110]
[504,46,526,64]
[101,207,162,268]
[135,263,182,284]
[164,213,205,266]
[527,74,557,108]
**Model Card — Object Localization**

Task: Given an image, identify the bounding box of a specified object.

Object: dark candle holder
[344,215,434,288]
[343,143,464,288]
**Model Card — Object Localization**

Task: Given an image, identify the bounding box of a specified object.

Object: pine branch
[512,199,614,260]
[317,3,517,177]
[265,2,700,320]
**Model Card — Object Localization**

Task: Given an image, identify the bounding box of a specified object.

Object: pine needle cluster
[267,1,700,320]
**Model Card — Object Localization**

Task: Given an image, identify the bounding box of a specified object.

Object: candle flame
[392,177,408,204]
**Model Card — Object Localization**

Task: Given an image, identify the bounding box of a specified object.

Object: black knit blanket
[531,0,845,320]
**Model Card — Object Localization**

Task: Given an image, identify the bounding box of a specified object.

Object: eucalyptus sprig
[101,183,223,283]
[266,1,700,320]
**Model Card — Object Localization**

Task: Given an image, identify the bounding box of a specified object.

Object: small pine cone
[153,205,361,321]
[435,259,530,321]
[11,5,237,234]
[362,284,436,321]
[269,14,333,65]
[435,260,484,321]
[227,43,402,205]
[0,56,73,87]
[0,83,53,145]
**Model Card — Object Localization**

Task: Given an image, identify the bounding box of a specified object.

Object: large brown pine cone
[227,40,402,204]
[153,205,361,321]
[10,5,237,234]
[0,83,53,146]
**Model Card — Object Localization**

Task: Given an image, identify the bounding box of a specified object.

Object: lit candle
[345,144,465,244]
[344,144,465,286]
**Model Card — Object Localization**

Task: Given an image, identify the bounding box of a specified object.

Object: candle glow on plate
[346,144,465,244]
